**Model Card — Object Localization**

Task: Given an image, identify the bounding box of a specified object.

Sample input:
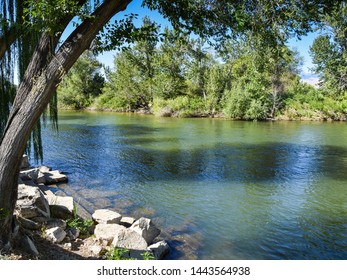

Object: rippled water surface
[40,111,347,259]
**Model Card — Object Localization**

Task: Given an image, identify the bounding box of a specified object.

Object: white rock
[39,165,52,173]
[43,170,68,184]
[63,243,72,250]
[45,227,66,244]
[90,245,104,256]
[94,224,125,245]
[19,168,39,181]
[148,241,170,259]
[120,216,136,227]
[92,209,122,224]
[16,184,50,219]
[130,217,160,245]
[112,227,148,251]
[47,195,74,219]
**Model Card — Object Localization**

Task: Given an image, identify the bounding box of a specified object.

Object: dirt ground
[2,234,101,260]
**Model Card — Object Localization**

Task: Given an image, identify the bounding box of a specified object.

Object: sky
[68,0,320,86]
[288,33,320,86]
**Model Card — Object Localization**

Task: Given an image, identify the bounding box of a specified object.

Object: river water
[40,110,347,259]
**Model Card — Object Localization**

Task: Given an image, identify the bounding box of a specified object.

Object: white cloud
[299,71,320,88]
[301,77,320,87]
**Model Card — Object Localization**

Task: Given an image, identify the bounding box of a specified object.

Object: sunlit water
[39,111,347,259]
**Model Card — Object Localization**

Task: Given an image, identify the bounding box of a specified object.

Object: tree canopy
[310,2,347,95]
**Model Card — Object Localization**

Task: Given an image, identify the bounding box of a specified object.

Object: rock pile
[92,211,169,259]
[15,155,170,260]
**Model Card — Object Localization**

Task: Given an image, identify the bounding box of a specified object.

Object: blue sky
[288,32,320,85]
[70,0,320,85]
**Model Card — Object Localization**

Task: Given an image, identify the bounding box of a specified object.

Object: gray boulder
[120,216,135,227]
[36,171,46,184]
[43,170,68,184]
[94,224,125,245]
[148,241,170,260]
[45,227,66,244]
[20,235,39,256]
[19,168,39,182]
[17,216,41,230]
[92,209,122,224]
[67,227,80,240]
[20,155,30,170]
[45,218,67,230]
[47,195,74,219]
[16,184,50,219]
[130,217,160,245]
[112,227,148,259]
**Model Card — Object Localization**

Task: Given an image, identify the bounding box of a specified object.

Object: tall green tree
[0,0,133,252]
[222,35,301,120]
[99,17,159,111]
[154,28,188,99]
[58,51,104,109]
[126,16,159,105]
[100,50,146,111]
[186,37,214,100]
[310,1,347,95]
[204,63,227,115]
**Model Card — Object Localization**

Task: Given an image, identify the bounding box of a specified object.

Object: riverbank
[2,156,170,260]
[59,106,347,122]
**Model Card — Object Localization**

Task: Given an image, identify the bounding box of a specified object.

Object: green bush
[223,86,269,120]
[65,204,94,238]
[281,81,347,120]
[105,247,155,260]
[152,96,207,117]
[105,247,135,260]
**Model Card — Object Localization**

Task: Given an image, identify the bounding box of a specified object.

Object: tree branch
[0,25,18,60]
[8,0,89,117]
[1,0,132,148]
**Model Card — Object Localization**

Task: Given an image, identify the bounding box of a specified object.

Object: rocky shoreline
[10,155,170,260]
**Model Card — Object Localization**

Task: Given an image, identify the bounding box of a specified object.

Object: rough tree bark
[0,0,132,251]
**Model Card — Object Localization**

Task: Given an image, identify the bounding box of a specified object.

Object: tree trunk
[0,0,132,251]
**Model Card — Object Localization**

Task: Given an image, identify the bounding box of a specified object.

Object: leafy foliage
[105,247,135,260]
[141,251,155,260]
[65,204,94,237]
[66,217,94,237]
[105,247,155,260]
[58,51,104,109]
[310,2,346,96]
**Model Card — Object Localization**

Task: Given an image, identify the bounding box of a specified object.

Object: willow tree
[0,0,133,251]
[0,0,337,253]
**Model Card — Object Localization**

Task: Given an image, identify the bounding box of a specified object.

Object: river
[39,110,347,259]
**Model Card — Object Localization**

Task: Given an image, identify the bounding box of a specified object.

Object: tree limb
[0,25,18,60]
[0,0,132,249]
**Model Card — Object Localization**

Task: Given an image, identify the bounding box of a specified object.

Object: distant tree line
[58,9,347,121]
